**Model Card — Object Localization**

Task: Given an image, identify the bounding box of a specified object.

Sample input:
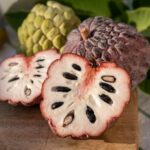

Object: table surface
[0,44,138,150]
[0,90,138,150]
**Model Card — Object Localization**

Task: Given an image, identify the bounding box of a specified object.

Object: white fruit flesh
[41,54,130,138]
[0,50,60,105]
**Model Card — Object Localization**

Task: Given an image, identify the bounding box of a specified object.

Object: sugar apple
[64,16,150,87]
[18,1,80,56]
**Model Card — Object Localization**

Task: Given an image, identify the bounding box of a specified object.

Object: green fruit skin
[18,1,80,56]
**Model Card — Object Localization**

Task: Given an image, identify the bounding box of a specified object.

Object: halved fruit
[41,53,131,138]
[0,50,60,105]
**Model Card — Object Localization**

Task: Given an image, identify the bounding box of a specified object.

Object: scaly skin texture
[18,1,80,56]
[64,16,150,87]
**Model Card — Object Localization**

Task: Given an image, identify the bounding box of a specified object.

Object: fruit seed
[99,94,113,105]
[63,72,78,80]
[72,64,81,71]
[63,110,74,127]
[24,86,31,96]
[86,106,96,123]
[101,75,116,83]
[51,86,71,92]
[51,101,64,109]
[99,82,116,93]
[8,76,20,82]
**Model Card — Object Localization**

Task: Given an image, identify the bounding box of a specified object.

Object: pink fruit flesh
[41,53,131,138]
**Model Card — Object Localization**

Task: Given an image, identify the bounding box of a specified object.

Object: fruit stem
[79,27,89,40]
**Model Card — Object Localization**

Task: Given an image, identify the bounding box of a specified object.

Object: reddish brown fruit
[64,16,150,87]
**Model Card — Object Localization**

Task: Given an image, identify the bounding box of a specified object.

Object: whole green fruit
[18,1,80,56]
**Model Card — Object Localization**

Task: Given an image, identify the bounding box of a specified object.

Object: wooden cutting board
[0,90,138,150]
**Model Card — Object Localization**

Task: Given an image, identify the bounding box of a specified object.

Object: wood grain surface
[0,90,138,150]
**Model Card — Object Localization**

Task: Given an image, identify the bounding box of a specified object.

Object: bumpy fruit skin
[18,1,80,56]
[41,53,130,138]
[64,16,150,87]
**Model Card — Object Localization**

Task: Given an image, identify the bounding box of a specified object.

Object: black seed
[33,74,41,77]
[99,94,113,105]
[63,110,74,127]
[36,59,45,62]
[8,62,18,67]
[86,106,96,123]
[99,82,116,93]
[51,86,71,92]
[8,76,20,82]
[35,65,44,69]
[72,64,81,71]
[30,80,34,84]
[101,75,116,83]
[51,102,64,109]
[63,72,78,80]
